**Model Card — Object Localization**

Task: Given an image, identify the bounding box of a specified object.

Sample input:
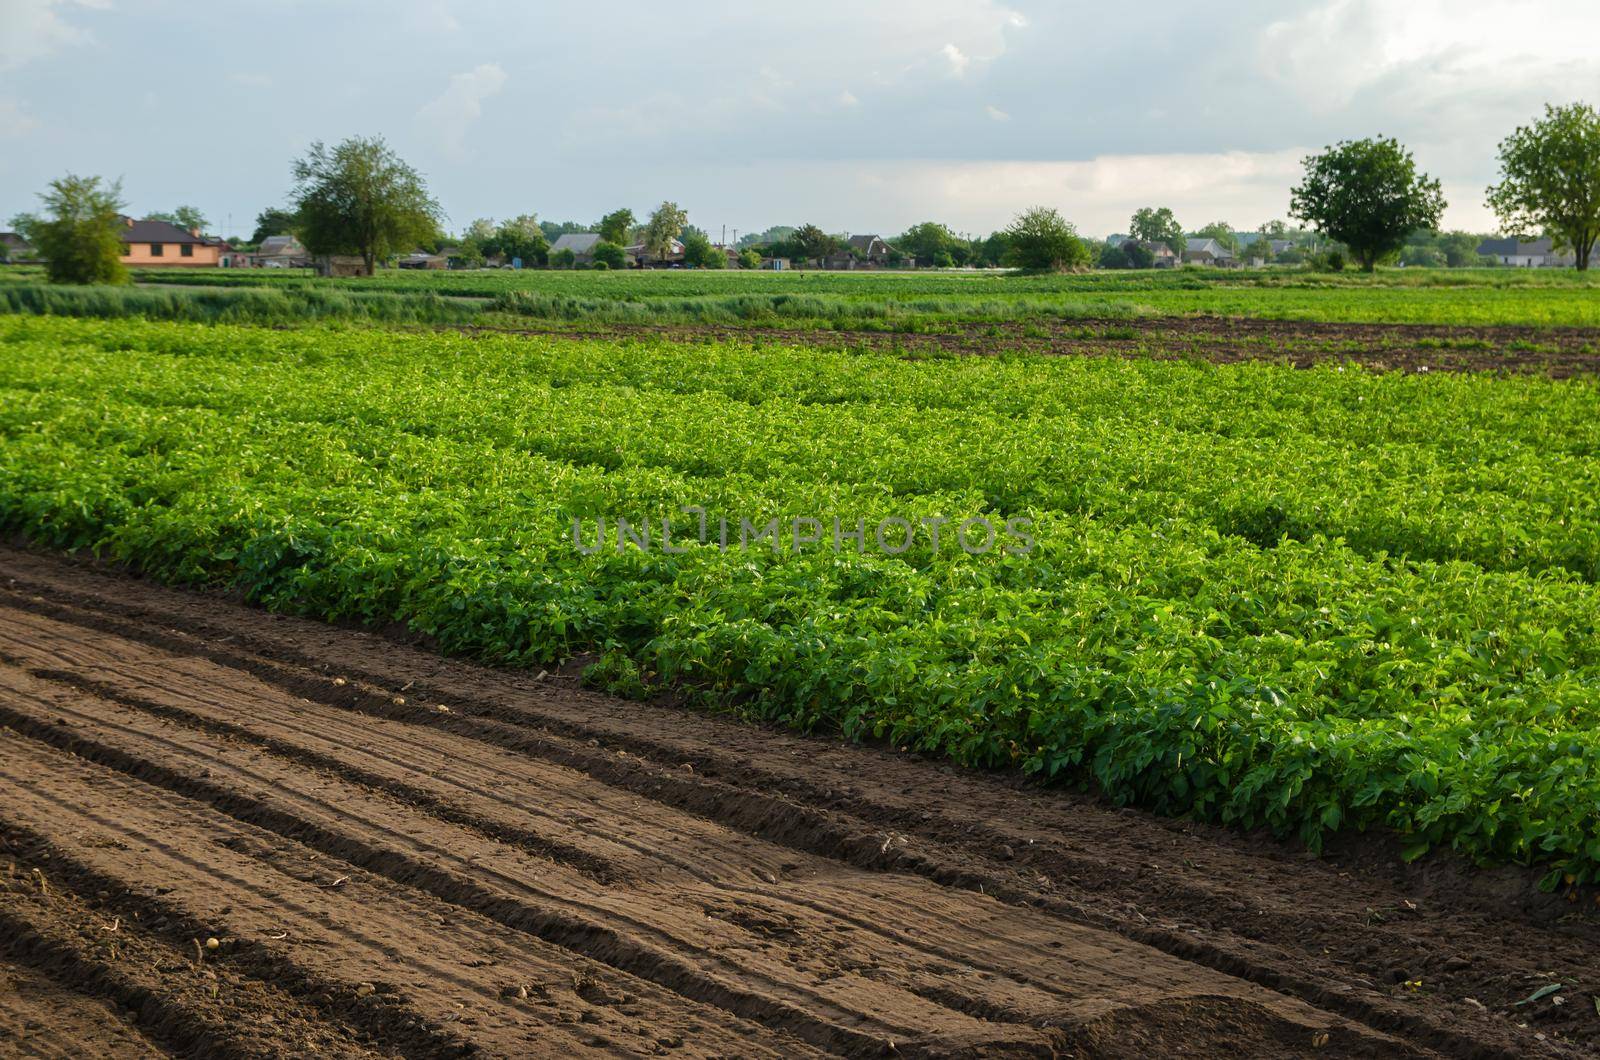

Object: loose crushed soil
[0,545,1596,1058]
[455,316,1600,376]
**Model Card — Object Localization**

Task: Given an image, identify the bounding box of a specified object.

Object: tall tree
[1003,207,1089,272]
[1128,207,1185,253]
[1290,137,1445,272]
[641,201,687,262]
[290,136,443,276]
[792,223,838,265]
[682,230,726,269]
[1487,103,1600,271]
[598,208,635,246]
[147,205,208,233]
[896,221,961,267]
[32,174,129,285]
[496,214,547,266]
[251,207,300,244]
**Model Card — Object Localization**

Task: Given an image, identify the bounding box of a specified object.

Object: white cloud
[985,104,1010,122]
[941,43,970,77]
[229,72,273,89]
[0,99,39,138]
[0,0,108,71]
[1261,0,1600,112]
[415,63,507,159]
[838,90,860,108]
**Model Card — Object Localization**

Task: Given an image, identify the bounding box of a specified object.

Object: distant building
[1474,236,1599,268]
[211,239,251,268]
[314,255,368,277]
[256,234,311,268]
[118,217,222,267]
[624,237,685,267]
[846,234,895,266]
[398,250,449,270]
[549,232,603,266]
[1182,237,1235,266]
[1127,240,1179,267]
[0,232,38,263]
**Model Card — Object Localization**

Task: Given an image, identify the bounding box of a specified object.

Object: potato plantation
[2,310,1598,889]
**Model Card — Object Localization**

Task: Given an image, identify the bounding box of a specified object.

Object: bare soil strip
[1,546,1595,1057]
[456,316,1600,375]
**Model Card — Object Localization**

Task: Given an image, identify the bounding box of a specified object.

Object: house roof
[258,235,305,256]
[847,234,887,251]
[624,238,685,255]
[1478,237,1553,256]
[550,233,602,254]
[120,217,205,244]
[1184,238,1231,257]
[0,232,30,249]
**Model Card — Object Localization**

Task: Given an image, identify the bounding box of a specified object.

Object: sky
[3,0,1598,240]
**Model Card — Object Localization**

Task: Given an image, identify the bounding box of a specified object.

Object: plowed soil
[461,317,1600,376]
[0,545,1595,1058]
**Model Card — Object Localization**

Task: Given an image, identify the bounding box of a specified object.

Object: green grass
[113,265,1600,328]
[2,313,1598,886]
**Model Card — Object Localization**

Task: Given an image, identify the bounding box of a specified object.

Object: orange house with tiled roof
[118,217,223,267]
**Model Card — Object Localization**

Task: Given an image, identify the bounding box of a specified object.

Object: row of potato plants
[0,315,1596,884]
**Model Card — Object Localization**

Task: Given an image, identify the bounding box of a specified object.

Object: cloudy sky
[3,0,1598,239]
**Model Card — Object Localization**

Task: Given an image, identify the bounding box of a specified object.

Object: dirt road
[0,546,1594,1058]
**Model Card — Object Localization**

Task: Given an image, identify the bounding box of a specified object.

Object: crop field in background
[2,313,1598,886]
[4,264,1599,328]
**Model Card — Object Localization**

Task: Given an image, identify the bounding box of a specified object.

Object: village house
[255,234,311,268]
[118,217,222,266]
[0,232,38,262]
[549,232,603,266]
[624,237,685,267]
[1475,236,1600,268]
[1182,237,1235,266]
[1127,240,1179,267]
[846,233,896,267]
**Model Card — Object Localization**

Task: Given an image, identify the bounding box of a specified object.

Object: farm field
[1,296,1599,1054]
[6,263,1600,329]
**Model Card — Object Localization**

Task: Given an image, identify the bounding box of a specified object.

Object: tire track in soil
[0,647,1379,1057]
[0,955,163,1059]
[0,546,1593,1056]
[0,736,827,1058]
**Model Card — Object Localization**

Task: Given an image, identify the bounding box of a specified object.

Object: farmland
[7,263,1600,329]
[2,282,1599,1055]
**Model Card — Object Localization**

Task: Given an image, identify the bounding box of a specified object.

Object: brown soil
[456,317,1600,376]
[0,545,1595,1058]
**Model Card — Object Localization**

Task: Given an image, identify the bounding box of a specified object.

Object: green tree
[592,240,627,270]
[1193,221,1240,255]
[1487,103,1600,271]
[147,205,209,233]
[1437,231,1482,268]
[598,208,635,246]
[1003,207,1089,271]
[290,135,443,276]
[641,201,687,263]
[682,230,725,268]
[496,214,547,266]
[1290,137,1446,272]
[460,217,498,263]
[738,248,762,269]
[896,221,960,267]
[33,174,129,285]
[250,207,300,244]
[792,223,838,265]
[1128,207,1185,254]
[551,247,577,269]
